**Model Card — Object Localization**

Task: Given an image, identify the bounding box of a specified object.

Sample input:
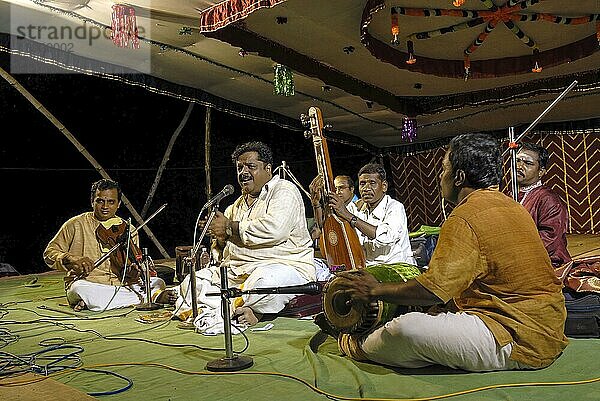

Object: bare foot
[155,290,177,305]
[73,300,86,312]
[233,307,262,326]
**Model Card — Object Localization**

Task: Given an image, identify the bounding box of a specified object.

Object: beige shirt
[43,212,136,285]
[415,189,568,368]
[220,176,315,281]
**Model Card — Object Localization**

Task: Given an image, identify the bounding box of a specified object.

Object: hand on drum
[335,270,380,304]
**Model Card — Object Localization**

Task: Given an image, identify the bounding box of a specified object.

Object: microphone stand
[505,80,577,200]
[136,247,161,311]
[177,206,217,330]
[205,281,321,371]
[205,264,254,372]
[273,161,311,199]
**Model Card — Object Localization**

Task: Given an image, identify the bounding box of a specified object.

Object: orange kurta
[416,189,568,368]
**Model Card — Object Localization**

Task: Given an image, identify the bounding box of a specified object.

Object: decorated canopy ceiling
[1,0,599,150]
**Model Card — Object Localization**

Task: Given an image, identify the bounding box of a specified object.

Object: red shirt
[518,185,571,267]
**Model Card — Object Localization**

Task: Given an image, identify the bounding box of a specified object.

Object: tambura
[322,262,421,334]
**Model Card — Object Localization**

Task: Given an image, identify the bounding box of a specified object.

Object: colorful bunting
[273,64,295,96]
[390,2,600,78]
[402,117,417,142]
[111,5,139,49]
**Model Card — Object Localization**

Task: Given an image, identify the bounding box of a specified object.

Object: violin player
[43,179,175,311]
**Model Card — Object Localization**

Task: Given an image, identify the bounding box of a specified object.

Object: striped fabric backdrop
[389,132,599,234]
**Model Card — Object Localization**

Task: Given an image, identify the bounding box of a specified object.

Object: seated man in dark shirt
[515,142,571,267]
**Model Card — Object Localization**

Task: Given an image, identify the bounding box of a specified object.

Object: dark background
[0,56,374,274]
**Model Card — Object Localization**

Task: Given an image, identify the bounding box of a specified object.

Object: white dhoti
[174,263,308,334]
[67,277,166,312]
[357,311,531,372]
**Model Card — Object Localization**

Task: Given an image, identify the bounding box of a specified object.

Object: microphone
[251,282,321,295]
[206,282,322,298]
[203,184,235,210]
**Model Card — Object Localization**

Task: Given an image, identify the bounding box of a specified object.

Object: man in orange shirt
[333,133,567,371]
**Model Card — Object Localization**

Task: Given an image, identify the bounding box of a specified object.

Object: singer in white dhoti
[175,141,315,332]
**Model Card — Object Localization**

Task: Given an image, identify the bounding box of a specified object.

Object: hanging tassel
[273,64,295,96]
[111,5,140,49]
[402,117,417,142]
[391,8,399,45]
[531,48,542,73]
[452,0,466,6]
[406,40,416,64]
[463,55,470,81]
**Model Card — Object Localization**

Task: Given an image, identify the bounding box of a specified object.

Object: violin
[95,220,144,285]
[302,106,366,271]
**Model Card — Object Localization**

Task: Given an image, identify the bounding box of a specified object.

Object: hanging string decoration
[273,64,295,96]
[531,48,542,73]
[111,5,140,49]
[390,2,600,78]
[406,40,416,64]
[402,117,417,142]
[391,8,400,45]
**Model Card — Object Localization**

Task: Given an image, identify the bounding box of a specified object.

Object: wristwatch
[349,215,358,228]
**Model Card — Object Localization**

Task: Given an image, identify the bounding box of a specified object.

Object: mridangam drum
[322,262,421,334]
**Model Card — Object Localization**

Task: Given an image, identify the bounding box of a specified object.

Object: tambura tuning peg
[300,113,309,127]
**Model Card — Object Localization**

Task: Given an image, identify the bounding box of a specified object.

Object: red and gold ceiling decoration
[362,0,600,79]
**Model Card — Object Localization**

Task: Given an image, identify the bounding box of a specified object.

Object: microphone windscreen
[223,184,235,195]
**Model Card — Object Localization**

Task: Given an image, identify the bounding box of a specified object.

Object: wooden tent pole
[0,66,170,258]
[204,107,213,199]
[141,102,194,217]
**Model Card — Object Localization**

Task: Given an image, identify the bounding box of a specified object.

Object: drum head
[322,263,421,334]
[322,276,381,334]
